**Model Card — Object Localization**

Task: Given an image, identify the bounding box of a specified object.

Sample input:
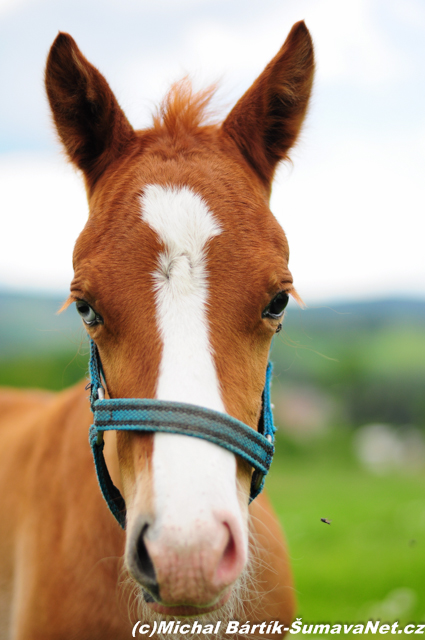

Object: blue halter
[87,339,276,529]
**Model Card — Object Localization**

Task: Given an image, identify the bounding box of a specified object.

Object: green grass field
[268,430,425,631]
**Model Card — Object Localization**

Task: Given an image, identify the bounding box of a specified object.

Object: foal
[0,21,314,639]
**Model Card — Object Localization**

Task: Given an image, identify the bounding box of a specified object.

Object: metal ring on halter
[96,386,105,445]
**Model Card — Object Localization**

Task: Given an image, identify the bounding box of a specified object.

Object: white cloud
[0,153,87,291]
[0,0,36,17]
[102,0,215,10]
[179,0,409,94]
[271,130,425,302]
[387,0,425,30]
[304,0,408,87]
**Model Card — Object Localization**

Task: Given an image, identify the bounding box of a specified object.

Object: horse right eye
[76,301,102,326]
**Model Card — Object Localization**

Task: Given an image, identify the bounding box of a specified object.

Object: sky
[0,0,424,304]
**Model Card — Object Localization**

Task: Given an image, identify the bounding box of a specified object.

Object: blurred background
[1,0,424,629]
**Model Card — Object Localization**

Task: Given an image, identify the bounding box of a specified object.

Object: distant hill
[0,290,84,358]
[284,297,425,333]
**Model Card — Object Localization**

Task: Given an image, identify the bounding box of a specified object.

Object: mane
[152,78,218,135]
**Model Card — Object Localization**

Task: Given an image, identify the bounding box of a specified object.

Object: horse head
[45,22,314,617]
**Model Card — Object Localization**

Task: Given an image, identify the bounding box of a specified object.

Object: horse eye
[76,301,101,326]
[262,292,289,319]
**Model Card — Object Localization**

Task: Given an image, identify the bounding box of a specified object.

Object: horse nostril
[220,525,237,573]
[136,524,156,581]
[132,523,160,599]
[213,519,246,590]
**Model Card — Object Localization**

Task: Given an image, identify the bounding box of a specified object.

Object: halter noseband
[88,339,276,529]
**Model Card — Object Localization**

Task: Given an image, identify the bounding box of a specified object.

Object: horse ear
[222,21,314,192]
[45,33,135,190]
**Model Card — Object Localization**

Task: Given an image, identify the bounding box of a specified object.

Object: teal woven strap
[89,425,127,527]
[88,340,276,529]
[95,399,273,471]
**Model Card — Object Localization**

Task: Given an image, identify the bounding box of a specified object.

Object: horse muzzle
[126,507,246,610]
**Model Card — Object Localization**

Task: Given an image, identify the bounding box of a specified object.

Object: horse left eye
[262,292,289,319]
[76,301,101,326]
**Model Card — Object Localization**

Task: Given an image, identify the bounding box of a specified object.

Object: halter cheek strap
[87,339,276,529]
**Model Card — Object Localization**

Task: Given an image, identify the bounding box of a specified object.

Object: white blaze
[140,185,244,544]
[141,184,222,409]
